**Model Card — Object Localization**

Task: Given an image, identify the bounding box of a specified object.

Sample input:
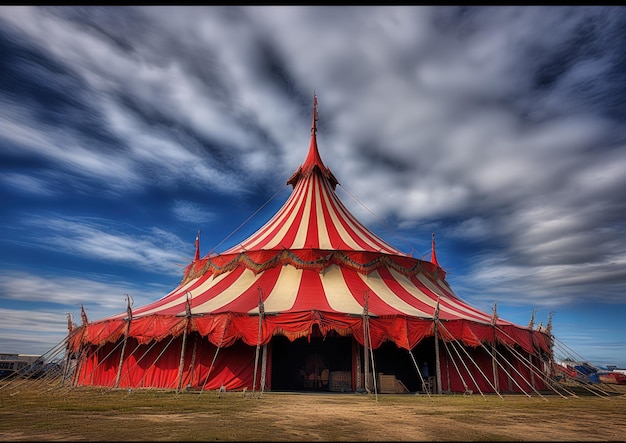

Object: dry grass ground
[1,381,625,441]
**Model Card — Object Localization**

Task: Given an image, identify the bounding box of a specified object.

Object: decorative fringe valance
[181,249,445,285]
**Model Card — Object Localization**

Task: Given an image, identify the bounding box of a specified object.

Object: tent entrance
[371,339,436,393]
[270,331,353,392]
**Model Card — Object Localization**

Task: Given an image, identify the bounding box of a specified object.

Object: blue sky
[0,6,624,368]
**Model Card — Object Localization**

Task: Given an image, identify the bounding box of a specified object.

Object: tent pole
[362,291,371,394]
[187,335,198,389]
[176,326,189,392]
[114,327,130,388]
[260,343,268,395]
[445,353,450,392]
[434,325,442,394]
[491,303,499,394]
[71,306,90,387]
[491,342,499,393]
[367,314,378,400]
[355,340,362,391]
[176,293,193,392]
[115,295,133,388]
[62,314,73,385]
[434,298,442,394]
[252,288,265,395]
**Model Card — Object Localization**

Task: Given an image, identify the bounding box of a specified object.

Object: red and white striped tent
[68,96,553,394]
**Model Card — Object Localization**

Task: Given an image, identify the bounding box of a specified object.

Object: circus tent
[67,95,554,395]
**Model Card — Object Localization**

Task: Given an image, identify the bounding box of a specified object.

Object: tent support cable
[480,342,533,399]
[437,322,490,399]
[441,338,470,394]
[115,295,134,388]
[130,334,178,395]
[495,327,575,399]
[408,349,430,398]
[198,316,230,396]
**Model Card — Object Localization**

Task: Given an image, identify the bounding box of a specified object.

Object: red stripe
[213,265,283,313]
[255,180,308,250]
[332,190,401,253]
[289,269,334,312]
[303,175,320,248]
[128,272,214,317]
[225,180,305,252]
[374,267,438,316]
[324,181,393,252]
[340,267,405,316]
[151,266,249,316]
[407,273,491,322]
[318,178,349,249]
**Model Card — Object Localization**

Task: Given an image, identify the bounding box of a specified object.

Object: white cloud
[22,216,190,275]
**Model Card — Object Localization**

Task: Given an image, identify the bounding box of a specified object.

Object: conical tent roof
[103,96,512,327]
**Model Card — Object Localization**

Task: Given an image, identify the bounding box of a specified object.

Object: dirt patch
[1,385,625,441]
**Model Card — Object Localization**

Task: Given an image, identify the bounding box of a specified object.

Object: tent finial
[546,311,554,335]
[194,229,201,261]
[66,313,74,333]
[491,302,498,326]
[528,308,536,329]
[80,304,88,326]
[311,91,318,135]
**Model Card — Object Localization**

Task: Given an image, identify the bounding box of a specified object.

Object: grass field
[1,380,625,441]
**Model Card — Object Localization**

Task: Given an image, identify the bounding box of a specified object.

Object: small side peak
[431,232,440,267]
[194,229,201,261]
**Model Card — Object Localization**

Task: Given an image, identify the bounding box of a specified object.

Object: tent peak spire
[286,93,339,189]
[303,92,324,170]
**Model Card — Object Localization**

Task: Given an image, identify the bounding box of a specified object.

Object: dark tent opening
[271,329,353,392]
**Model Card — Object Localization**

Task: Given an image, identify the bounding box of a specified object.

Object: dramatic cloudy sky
[1,6,624,368]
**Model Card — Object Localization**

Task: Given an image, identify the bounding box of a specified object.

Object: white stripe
[321,265,367,315]
[321,185,363,250]
[261,183,307,249]
[358,270,426,316]
[290,178,315,249]
[110,276,202,319]
[130,276,209,317]
[228,183,302,252]
[256,266,301,313]
[416,274,490,321]
[314,175,333,249]
[193,269,263,313]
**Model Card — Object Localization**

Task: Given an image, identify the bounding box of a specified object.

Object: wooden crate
[329,371,351,392]
[378,373,409,394]
[378,374,396,393]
